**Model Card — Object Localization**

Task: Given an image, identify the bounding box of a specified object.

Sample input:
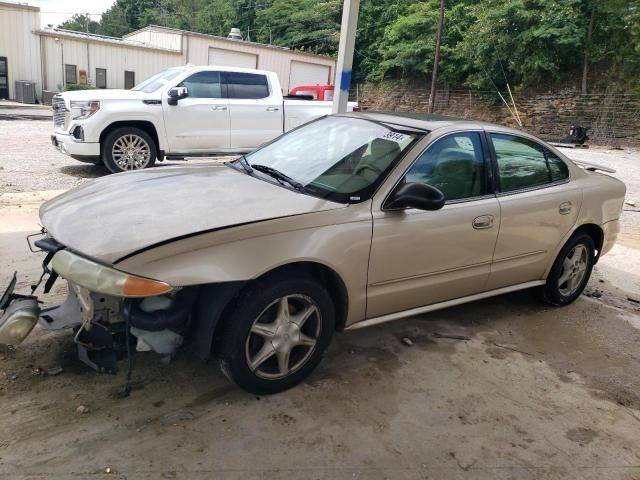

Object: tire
[102,127,157,173]
[541,233,596,306]
[217,275,335,395]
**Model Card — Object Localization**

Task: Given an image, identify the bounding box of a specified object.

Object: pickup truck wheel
[102,127,156,173]
[217,276,335,395]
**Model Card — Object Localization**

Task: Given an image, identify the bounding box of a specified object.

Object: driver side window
[404,132,487,201]
[179,71,222,98]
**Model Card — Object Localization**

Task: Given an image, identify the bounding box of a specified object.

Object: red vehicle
[289,85,335,101]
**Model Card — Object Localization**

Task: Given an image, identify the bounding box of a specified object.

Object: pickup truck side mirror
[167,87,188,106]
[385,182,445,211]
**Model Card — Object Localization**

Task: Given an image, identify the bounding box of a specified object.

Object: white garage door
[208,48,257,69]
[288,61,330,91]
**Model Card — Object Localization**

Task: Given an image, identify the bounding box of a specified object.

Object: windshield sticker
[381,131,410,143]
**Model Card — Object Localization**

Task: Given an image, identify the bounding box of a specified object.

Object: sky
[25,0,114,27]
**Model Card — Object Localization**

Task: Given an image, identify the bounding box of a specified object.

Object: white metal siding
[0,3,42,99]
[41,35,183,91]
[125,30,181,51]
[288,61,331,90]
[208,47,257,69]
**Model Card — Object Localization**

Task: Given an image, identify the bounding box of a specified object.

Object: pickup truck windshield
[132,69,182,93]
[244,116,422,203]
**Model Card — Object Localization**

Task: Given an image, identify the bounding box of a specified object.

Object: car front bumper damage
[0,234,194,374]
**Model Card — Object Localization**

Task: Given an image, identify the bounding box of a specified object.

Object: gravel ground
[1,119,640,479]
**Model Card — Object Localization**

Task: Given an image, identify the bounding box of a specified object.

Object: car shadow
[59,164,110,179]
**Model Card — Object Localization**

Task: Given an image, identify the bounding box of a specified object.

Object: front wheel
[102,127,157,173]
[541,233,595,306]
[217,276,335,394]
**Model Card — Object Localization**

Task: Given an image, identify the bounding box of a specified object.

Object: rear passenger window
[404,132,487,201]
[491,134,568,193]
[224,72,269,99]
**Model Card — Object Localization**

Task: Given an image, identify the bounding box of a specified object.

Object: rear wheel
[541,233,595,306]
[217,276,335,394]
[102,127,156,173]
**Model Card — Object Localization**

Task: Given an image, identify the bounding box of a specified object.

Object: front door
[0,57,8,99]
[367,131,500,318]
[223,71,282,150]
[163,70,230,153]
[486,133,581,289]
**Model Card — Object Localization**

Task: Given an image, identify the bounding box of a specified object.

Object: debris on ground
[629,297,640,304]
[584,289,603,298]
[401,337,413,346]
[31,367,43,376]
[434,332,471,341]
[488,341,534,357]
[76,405,90,414]
[47,366,64,376]
[626,200,636,207]
[6,372,18,381]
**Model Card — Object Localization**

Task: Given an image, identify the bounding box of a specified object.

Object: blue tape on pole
[340,71,352,93]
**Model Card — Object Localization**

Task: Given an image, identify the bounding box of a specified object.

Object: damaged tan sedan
[0,113,626,394]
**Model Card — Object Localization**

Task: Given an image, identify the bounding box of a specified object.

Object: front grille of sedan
[52,95,68,129]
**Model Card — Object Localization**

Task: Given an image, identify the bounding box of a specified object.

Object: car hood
[40,165,343,264]
[60,89,155,103]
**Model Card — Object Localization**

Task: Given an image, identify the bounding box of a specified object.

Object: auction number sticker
[381,131,410,143]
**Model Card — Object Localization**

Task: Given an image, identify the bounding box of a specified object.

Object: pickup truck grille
[52,95,67,129]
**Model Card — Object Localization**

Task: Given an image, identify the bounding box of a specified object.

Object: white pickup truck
[51,66,358,173]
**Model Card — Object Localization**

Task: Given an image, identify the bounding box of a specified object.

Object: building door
[0,57,8,99]
[288,61,330,92]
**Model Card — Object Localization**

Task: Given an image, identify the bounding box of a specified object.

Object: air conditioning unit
[15,80,37,104]
[43,90,57,105]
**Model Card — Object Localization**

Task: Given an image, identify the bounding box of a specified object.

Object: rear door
[223,72,282,150]
[163,70,229,153]
[487,132,581,290]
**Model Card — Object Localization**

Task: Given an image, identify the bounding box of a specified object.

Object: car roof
[341,111,526,136]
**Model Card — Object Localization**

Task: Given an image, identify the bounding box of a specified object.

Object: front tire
[541,233,595,306]
[217,275,335,395]
[102,127,156,173]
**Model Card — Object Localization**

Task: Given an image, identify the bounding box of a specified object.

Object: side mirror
[386,182,445,211]
[167,87,188,106]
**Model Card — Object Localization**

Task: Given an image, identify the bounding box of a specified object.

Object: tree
[428,0,445,113]
[58,14,98,33]
[95,4,132,37]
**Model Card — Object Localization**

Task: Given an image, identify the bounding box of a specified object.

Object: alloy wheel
[558,244,589,297]
[245,294,321,380]
[111,134,152,170]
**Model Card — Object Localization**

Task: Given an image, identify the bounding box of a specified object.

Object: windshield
[132,68,183,93]
[244,116,422,203]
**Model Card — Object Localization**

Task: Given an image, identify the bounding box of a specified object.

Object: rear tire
[541,233,595,306]
[102,127,157,173]
[217,275,335,395]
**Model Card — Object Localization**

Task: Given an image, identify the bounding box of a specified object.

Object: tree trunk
[582,7,597,95]
[428,0,445,114]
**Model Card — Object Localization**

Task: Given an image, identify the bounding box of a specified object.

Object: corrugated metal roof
[125,25,336,61]
[36,28,183,54]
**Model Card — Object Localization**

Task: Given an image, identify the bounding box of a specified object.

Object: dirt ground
[1,119,640,479]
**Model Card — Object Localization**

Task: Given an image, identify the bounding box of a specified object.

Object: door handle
[472,215,495,230]
[559,202,573,215]
[212,105,227,111]
[266,107,280,112]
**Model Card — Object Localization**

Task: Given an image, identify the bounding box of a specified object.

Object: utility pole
[428,0,445,114]
[332,0,361,114]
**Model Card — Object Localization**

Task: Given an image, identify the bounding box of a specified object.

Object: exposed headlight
[52,250,173,298]
[69,100,100,120]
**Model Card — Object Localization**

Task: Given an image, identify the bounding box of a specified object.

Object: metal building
[0,1,336,102]
[0,1,42,100]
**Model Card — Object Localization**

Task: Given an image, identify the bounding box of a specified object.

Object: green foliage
[58,14,99,34]
[64,83,95,91]
[57,0,640,90]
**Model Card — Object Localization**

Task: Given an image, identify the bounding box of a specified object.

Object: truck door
[163,70,230,153]
[222,72,282,150]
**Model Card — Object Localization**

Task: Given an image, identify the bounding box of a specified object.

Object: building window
[124,71,135,89]
[96,68,107,89]
[65,64,77,84]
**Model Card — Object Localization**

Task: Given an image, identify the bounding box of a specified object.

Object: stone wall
[356,81,640,147]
